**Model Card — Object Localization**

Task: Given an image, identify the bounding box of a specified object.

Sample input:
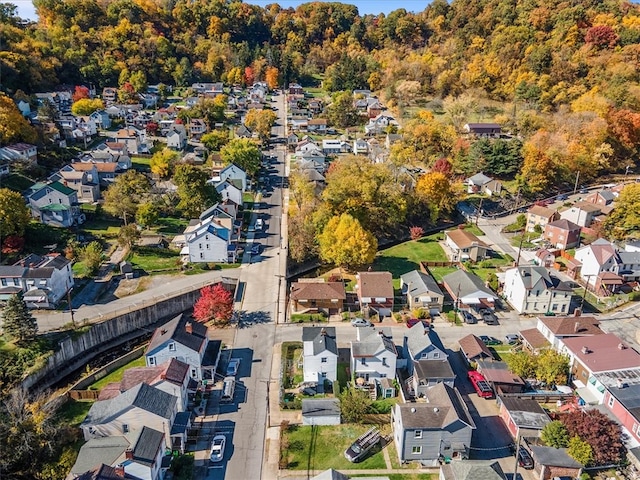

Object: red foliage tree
[432,157,453,175]
[146,121,159,135]
[1,235,24,254]
[193,284,234,325]
[72,85,90,102]
[409,226,424,240]
[561,409,625,466]
[585,25,619,49]
[244,66,255,86]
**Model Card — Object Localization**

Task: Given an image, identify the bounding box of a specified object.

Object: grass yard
[427,266,459,282]
[281,424,387,470]
[56,398,95,427]
[131,156,151,172]
[461,223,484,236]
[489,345,515,363]
[466,253,514,281]
[81,219,122,238]
[3,172,35,192]
[337,362,350,392]
[374,234,448,278]
[154,216,189,235]
[128,248,181,273]
[89,355,147,391]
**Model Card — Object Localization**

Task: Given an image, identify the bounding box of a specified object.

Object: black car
[517,446,534,469]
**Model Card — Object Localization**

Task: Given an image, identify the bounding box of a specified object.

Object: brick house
[542,219,581,249]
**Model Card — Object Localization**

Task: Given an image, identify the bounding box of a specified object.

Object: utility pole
[476,197,484,226]
[513,187,521,214]
[513,431,522,479]
[573,171,580,194]
[67,280,76,328]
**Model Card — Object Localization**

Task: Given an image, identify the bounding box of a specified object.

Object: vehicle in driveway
[479,335,502,346]
[505,334,520,345]
[481,310,499,325]
[210,434,226,463]
[459,311,477,324]
[351,318,373,327]
[468,370,494,399]
[221,377,236,402]
[517,446,534,469]
[226,358,241,376]
[557,193,568,201]
[250,243,262,255]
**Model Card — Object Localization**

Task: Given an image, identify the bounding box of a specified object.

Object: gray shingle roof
[442,269,497,300]
[351,328,396,357]
[302,327,338,356]
[71,436,129,475]
[147,313,207,354]
[414,359,455,380]
[132,426,164,466]
[530,445,582,468]
[302,398,341,417]
[441,460,506,480]
[400,270,443,297]
[396,383,475,429]
[404,322,442,359]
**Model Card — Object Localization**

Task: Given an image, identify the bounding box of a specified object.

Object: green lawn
[90,355,147,390]
[374,234,448,278]
[131,156,151,172]
[282,424,387,470]
[128,248,181,273]
[462,223,484,236]
[154,216,189,235]
[2,172,35,192]
[337,362,350,391]
[427,266,459,282]
[55,398,95,427]
[81,219,122,238]
[466,253,514,281]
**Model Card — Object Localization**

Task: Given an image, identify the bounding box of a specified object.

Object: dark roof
[547,219,581,232]
[477,359,525,386]
[351,328,396,357]
[0,266,26,277]
[120,366,163,391]
[302,398,341,417]
[201,339,222,367]
[441,460,506,480]
[396,383,475,429]
[538,316,602,336]
[458,334,493,361]
[414,359,455,380]
[400,270,444,297]
[132,426,164,466]
[162,358,190,385]
[530,445,582,468]
[71,437,129,475]
[147,313,207,354]
[23,267,55,279]
[290,281,346,301]
[499,396,550,430]
[75,465,129,480]
[302,327,338,356]
[170,411,192,435]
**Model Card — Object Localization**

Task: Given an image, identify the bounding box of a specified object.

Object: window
[122,424,129,433]
[414,430,422,439]
[608,395,615,407]
[552,304,558,311]
[206,244,210,250]
[191,369,197,378]
[199,243,202,249]
[169,343,176,351]
[414,297,420,303]
[421,353,428,358]
[361,358,366,365]
[321,357,327,363]
[148,357,155,365]
[433,352,440,359]
[411,446,422,454]
[382,358,388,367]
[321,372,327,378]
[0,279,5,287]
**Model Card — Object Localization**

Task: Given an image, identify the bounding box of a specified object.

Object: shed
[529,443,583,480]
[119,261,134,279]
[302,398,341,426]
[497,396,550,439]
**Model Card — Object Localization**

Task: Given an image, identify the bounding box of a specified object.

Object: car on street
[556,193,568,201]
[479,335,502,346]
[226,358,241,376]
[210,434,226,463]
[517,446,534,469]
[255,218,264,230]
[351,318,373,327]
[505,334,520,345]
[250,243,262,255]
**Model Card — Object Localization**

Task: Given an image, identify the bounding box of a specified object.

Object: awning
[576,387,599,405]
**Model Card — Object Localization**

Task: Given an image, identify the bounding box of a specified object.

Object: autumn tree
[103,170,150,224]
[193,284,234,325]
[265,66,279,89]
[541,421,570,448]
[220,138,261,177]
[326,91,359,128]
[0,188,30,238]
[603,183,640,240]
[173,164,220,218]
[416,171,458,222]
[562,409,624,466]
[339,387,372,423]
[1,295,37,343]
[585,25,618,49]
[318,213,377,270]
[117,224,140,250]
[505,351,537,379]
[135,201,159,228]
[201,130,230,151]
[80,241,104,276]
[0,93,37,145]
[432,157,453,175]
[244,108,278,141]
[150,148,178,178]
[71,98,104,116]
[72,85,90,102]
[535,349,569,386]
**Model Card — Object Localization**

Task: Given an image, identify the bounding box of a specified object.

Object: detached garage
[302,398,341,426]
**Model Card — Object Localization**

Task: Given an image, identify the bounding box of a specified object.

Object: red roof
[563,333,640,373]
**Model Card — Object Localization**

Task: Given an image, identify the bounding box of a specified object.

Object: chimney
[617,378,626,389]
[114,465,125,478]
[574,322,581,333]
[574,308,582,317]
[320,328,326,336]
[185,322,193,334]
[125,448,134,460]
[581,346,590,354]
[618,343,627,350]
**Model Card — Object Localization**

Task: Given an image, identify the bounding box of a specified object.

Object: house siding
[303,350,338,383]
[146,341,206,381]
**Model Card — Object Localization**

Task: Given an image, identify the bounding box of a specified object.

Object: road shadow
[237,310,272,328]
[204,420,236,480]
[218,347,254,380]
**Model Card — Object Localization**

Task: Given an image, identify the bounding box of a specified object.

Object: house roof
[572,201,602,213]
[146,313,208,354]
[396,383,475,429]
[458,334,493,361]
[510,266,573,291]
[441,460,506,480]
[519,328,550,350]
[82,383,176,428]
[310,469,350,480]
[290,281,346,301]
[547,219,581,232]
[160,357,190,385]
[302,327,338,356]
[132,426,164,467]
[351,328,396,357]
[576,238,617,266]
[442,270,498,302]
[477,360,525,386]
[119,366,163,392]
[446,229,488,249]
[404,322,438,358]
[71,436,130,475]
[562,333,640,373]
[170,411,192,435]
[302,398,340,417]
[75,464,131,480]
[528,205,557,218]
[530,445,582,469]
[499,396,550,430]
[357,271,393,298]
[414,359,455,379]
[400,270,443,297]
[605,381,640,421]
[467,172,493,186]
[0,266,27,277]
[538,316,602,336]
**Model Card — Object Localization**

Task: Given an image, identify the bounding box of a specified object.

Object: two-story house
[289,280,346,315]
[181,217,233,264]
[403,322,447,375]
[585,189,616,207]
[559,202,601,228]
[392,383,475,464]
[355,271,394,319]
[543,219,581,249]
[444,229,490,262]
[27,181,82,227]
[400,270,445,315]
[116,127,149,154]
[599,370,640,449]
[2,143,38,164]
[574,239,640,292]
[218,163,247,192]
[215,179,243,207]
[50,165,100,203]
[526,205,560,232]
[145,314,221,382]
[350,328,397,385]
[535,315,603,351]
[302,327,338,384]
[503,266,573,315]
[166,125,187,150]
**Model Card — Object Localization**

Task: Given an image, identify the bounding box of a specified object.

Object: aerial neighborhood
[2,1,640,480]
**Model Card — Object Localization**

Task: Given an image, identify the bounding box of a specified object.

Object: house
[353,138,369,155]
[585,189,616,206]
[403,322,447,376]
[442,270,499,312]
[90,110,112,130]
[529,443,583,480]
[288,83,304,95]
[476,359,525,393]
[50,166,100,203]
[465,172,502,196]
[497,396,550,439]
[302,398,341,426]
[302,327,338,384]
[17,99,31,117]
[189,118,207,140]
[3,143,38,164]
[27,181,82,227]
[534,248,556,268]
[599,369,640,448]
[181,216,234,263]
[69,437,131,478]
[166,126,187,150]
[236,124,252,138]
[115,127,149,154]
[145,313,222,382]
[399,270,444,315]
[102,87,118,103]
[366,99,384,118]
[218,163,247,191]
[289,280,346,315]
[503,266,573,315]
[0,253,74,308]
[463,123,501,138]
[574,238,640,290]
[215,179,243,207]
[409,358,456,398]
[385,133,402,149]
[392,383,475,464]
[307,118,327,133]
[526,205,560,232]
[365,113,396,135]
[543,219,581,249]
[350,328,397,386]
[445,229,490,263]
[458,334,494,365]
[138,92,158,109]
[81,383,177,449]
[287,132,299,148]
[440,460,506,480]
[322,139,350,155]
[535,315,603,350]
[559,202,601,227]
[518,328,550,354]
[355,271,394,318]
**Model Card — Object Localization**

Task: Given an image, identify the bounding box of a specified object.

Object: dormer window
[169,343,176,351]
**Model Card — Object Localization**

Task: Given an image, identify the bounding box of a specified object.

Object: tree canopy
[1,295,37,343]
[193,284,234,326]
[220,138,261,177]
[103,170,150,225]
[0,188,30,238]
[318,213,377,270]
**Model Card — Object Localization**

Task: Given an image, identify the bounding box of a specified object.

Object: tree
[80,241,103,276]
[150,148,178,178]
[288,204,318,263]
[541,421,570,448]
[505,351,537,379]
[1,295,37,343]
[409,226,424,240]
[103,170,150,224]
[71,98,104,116]
[193,284,234,325]
[603,183,640,240]
[244,109,277,141]
[535,349,569,386]
[0,93,37,145]
[567,436,594,466]
[173,165,220,218]
[416,171,458,222]
[0,188,30,238]
[201,130,230,151]
[339,387,371,423]
[220,138,261,177]
[265,66,279,89]
[432,157,453,175]
[136,201,159,228]
[72,85,90,102]
[118,224,140,250]
[318,213,377,270]
[562,409,624,466]
[326,91,359,128]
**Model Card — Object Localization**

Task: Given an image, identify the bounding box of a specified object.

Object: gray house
[409,359,456,398]
[403,322,447,375]
[440,460,506,480]
[302,398,341,426]
[400,270,444,315]
[392,383,475,464]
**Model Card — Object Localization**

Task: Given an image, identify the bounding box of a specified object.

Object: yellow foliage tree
[150,148,178,178]
[416,171,458,222]
[0,93,37,145]
[318,213,377,271]
[265,66,279,89]
[244,108,277,141]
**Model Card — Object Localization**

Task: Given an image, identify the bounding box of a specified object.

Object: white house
[181,216,233,263]
[535,315,603,351]
[560,202,602,228]
[350,328,397,384]
[353,138,369,155]
[218,163,247,192]
[302,326,338,384]
[503,266,573,315]
[116,127,149,154]
[145,313,221,382]
[2,143,38,164]
[574,239,627,288]
[166,126,187,150]
[89,109,112,129]
[466,172,502,196]
[442,270,499,312]
[215,179,243,207]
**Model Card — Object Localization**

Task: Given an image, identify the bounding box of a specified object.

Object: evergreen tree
[2,295,38,343]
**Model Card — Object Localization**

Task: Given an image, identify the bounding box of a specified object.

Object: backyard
[89,355,147,390]
[373,233,448,279]
[128,247,182,274]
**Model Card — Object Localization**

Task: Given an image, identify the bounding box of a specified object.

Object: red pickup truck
[468,370,494,399]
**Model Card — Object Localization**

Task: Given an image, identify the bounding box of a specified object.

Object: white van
[221,377,236,402]
[255,218,264,230]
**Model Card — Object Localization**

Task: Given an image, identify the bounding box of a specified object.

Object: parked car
[505,334,520,345]
[351,318,373,327]
[479,335,502,346]
[459,311,477,324]
[517,446,534,469]
[226,358,241,376]
[556,194,568,201]
[406,318,430,329]
[250,243,262,255]
[210,434,226,463]
[482,311,499,325]
[255,218,264,230]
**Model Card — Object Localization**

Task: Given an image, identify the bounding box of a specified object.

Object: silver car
[210,434,226,463]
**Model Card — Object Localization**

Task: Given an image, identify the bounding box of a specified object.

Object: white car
[350,318,373,327]
[210,434,226,463]
[226,358,241,376]
[255,218,264,230]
